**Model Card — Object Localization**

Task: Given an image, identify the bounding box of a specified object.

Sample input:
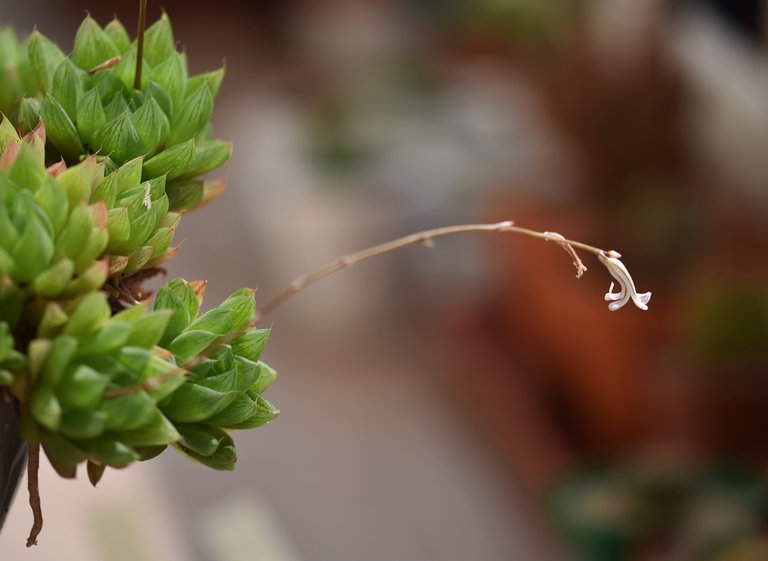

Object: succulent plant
[0,11,278,545]
[0,107,278,481]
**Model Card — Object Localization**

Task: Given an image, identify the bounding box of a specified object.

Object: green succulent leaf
[59,409,109,440]
[205,393,258,428]
[160,370,240,423]
[18,97,42,133]
[34,178,69,235]
[55,364,109,409]
[231,329,270,363]
[227,394,279,430]
[63,291,111,337]
[80,436,138,468]
[39,335,78,386]
[75,320,133,357]
[32,258,74,298]
[51,59,84,121]
[40,430,87,478]
[103,92,130,122]
[131,97,170,156]
[174,139,232,181]
[144,13,176,65]
[176,423,228,457]
[167,85,213,147]
[250,361,277,394]
[186,67,225,100]
[150,52,187,118]
[77,88,107,148]
[167,330,219,364]
[12,214,54,283]
[104,18,131,53]
[27,30,67,92]
[100,391,157,431]
[142,138,194,180]
[0,116,20,154]
[9,142,47,191]
[106,206,130,248]
[118,410,180,446]
[94,111,145,165]
[174,429,236,471]
[71,16,120,71]
[40,95,85,163]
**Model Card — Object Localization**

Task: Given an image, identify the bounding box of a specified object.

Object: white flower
[598,250,651,311]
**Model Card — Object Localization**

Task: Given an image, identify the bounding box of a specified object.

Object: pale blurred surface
[4,0,768,560]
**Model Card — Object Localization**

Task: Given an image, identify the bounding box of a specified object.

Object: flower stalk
[253,220,651,323]
[134,0,147,90]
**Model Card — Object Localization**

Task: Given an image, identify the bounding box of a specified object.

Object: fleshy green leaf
[55,364,109,409]
[32,258,74,298]
[59,409,109,440]
[63,291,111,337]
[151,52,187,118]
[186,67,225,100]
[11,216,54,283]
[100,392,157,431]
[231,329,270,363]
[160,370,239,423]
[174,431,236,471]
[18,97,42,133]
[144,13,176,66]
[40,95,85,163]
[27,30,67,92]
[168,329,219,364]
[250,361,277,394]
[174,139,232,181]
[142,138,194,180]
[228,394,279,430]
[76,88,107,148]
[75,320,133,356]
[94,111,146,165]
[131,97,170,156]
[34,178,69,235]
[71,16,120,71]
[80,437,138,468]
[104,18,131,53]
[40,430,87,478]
[205,394,257,428]
[30,385,62,430]
[166,86,213,146]
[39,335,78,386]
[118,410,180,446]
[176,423,228,457]
[51,59,83,121]
[9,143,47,191]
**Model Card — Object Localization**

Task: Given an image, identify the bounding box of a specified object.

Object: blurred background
[2,0,768,559]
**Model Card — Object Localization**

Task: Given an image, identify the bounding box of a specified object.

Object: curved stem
[25,443,41,547]
[253,221,605,323]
